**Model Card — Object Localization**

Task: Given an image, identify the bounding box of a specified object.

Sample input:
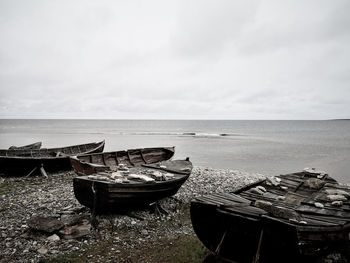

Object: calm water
[1,119,350,183]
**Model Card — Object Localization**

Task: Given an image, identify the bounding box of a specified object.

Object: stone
[47,234,60,241]
[27,216,64,233]
[141,229,148,236]
[331,201,343,207]
[59,224,91,239]
[314,202,324,208]
[325,189,350,198]
[327,195,347,202]
[266,177,280,186]
[37,247,48,255]
[60,214,87,226]
[304,178,325,190]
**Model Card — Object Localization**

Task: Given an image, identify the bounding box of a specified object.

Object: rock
[331,201,343,207]
[325,189,350,199]
[37,247,48,255]
[27,216,64,233]
[47,234,60,241]
[256,186,267,193]
[60,214,87,226]
[314,202,324,208]
[59,224,91,239]
[266,177,280,186]
[304,178,326,190]
[249,187,264,195]
[141,229,148,236]
[327,195,347,202]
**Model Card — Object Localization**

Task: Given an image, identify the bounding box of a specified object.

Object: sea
[0,119,349,183]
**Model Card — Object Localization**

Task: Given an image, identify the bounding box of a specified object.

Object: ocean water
[0,119,349,183]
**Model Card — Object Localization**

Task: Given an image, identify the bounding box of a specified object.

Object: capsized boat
[73,159,192,212]
[8,142,42,150]
[0,140,105,176]
[69,146,175,176]
[191,169,350,263]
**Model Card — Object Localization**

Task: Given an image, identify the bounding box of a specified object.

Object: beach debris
[111,172,123,179]
[331,201,343,207]
[304,178,326,190]
[151,170,163,180]
[255,200,301,221]
[303,167,327,177]
[37,247,48,255]
[59,223,91,239]
[47,234,60,242]
[325,189,350,199]
[327,195,347,202]
[128,174,155,182]
[256,185,267,193]
[266,177,281,186]
[314,202,324,208]
[27,216,64,234]
[60,214,87,226]
[277,196,286,201]
[249,187,265,195]
[117,164,128,171]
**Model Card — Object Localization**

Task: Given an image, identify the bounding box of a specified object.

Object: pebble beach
[0,167,265,263]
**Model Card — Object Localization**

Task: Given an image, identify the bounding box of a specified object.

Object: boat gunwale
[0,140,105,160]
[74,146,175,159]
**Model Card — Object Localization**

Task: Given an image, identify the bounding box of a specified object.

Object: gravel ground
[0,167,266,263]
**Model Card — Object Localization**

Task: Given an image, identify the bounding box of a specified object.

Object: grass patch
[140,235,208,263]
[38,235,207,263]
[38,252,81,263]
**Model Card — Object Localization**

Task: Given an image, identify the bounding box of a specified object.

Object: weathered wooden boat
[0,140,105,176]
[69,146,175,176]
[191,169,350,263]
[8,142,42,150]
[73,159,192,211]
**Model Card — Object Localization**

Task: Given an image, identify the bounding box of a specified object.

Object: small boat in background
[69,146,175,176]
[191,169,350,263]
[0,140,105,176]
[8,142,42,150]
[73,158,192,212]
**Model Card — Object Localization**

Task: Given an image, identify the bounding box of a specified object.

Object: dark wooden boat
[8,142,42,150]
[69,146,175,176]
[0,140,105,175]
[73,159,192,211]
[191,170,350,263]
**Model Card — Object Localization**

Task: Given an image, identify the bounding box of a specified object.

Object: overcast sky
[0,0,349,119]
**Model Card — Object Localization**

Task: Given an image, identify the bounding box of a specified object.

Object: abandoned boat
[191,169,350,263]
[73,159,192,211]
[8,142,42,150]
[0,140,105,176]
[69,146,175,176]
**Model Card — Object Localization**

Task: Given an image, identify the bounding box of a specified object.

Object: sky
[0,0,349,120]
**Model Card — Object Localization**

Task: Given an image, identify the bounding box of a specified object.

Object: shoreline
[0,167,265,263]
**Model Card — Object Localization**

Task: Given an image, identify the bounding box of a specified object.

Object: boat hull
[191,172,350,263]
[73,158,192,212]
[8,142,42,150]
[0,141,105,175]
[73,173,190,211]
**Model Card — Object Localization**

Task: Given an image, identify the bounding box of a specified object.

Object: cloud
[0,0,349,119]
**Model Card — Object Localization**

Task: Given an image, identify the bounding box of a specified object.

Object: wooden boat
[8,142,42,150]
[73,159,192,211]
[191,169,350,263]
[0,140,105,176]
[69,146,175,176]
